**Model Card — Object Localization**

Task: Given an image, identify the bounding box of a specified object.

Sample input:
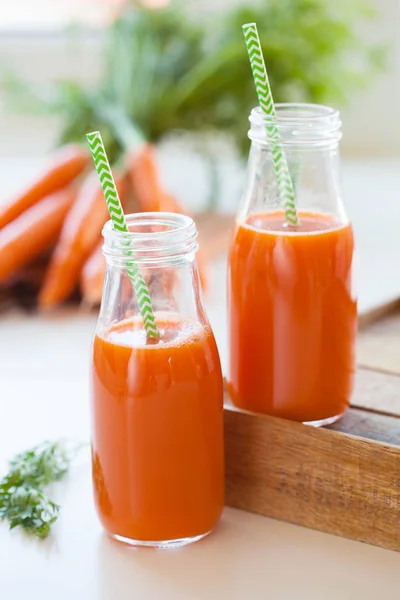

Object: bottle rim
[248,103,342,147]
[102,212,198,264]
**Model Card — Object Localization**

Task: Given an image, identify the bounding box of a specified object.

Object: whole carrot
[0,144,89,229]
[125,144,163,212]
[80,241,105,306]
[0,187,77,284]
[38,171,125,308]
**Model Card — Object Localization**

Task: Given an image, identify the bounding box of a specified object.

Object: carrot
[158,192,208,291]
[125,146,208,289]
[0,187,77,284]
[125,144,163,212]
[80,242,165,307]
[82,148,208,304]
[80,146,161,306]
[38,171,125,308]
[0,144,89,229]
[80,241,105,306]
[8,254,51,288]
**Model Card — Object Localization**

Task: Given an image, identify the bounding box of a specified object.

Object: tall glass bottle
[228,104,357,425]
[91,212,224,547]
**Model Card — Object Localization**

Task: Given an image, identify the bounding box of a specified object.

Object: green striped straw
[243,22,299,226]
[86,131,160,339]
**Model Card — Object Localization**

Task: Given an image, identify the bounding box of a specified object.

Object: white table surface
[1,309,400,600]
[1,158,400,597]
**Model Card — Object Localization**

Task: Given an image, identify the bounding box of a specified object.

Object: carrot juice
[91,316,224,545]
[228,210,357,424]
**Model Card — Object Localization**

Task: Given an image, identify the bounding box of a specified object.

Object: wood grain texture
[351,367,400,417]
[221,280,400,551]
[358,299,400,331]
[358,308,400,376]
[224,400,400,551]
[328,407,400,445]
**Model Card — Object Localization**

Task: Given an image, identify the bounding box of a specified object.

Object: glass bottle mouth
[249,103,342,148]
[102,212,198,265]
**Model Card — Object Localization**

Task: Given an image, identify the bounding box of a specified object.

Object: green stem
[96,102,145,151]
[205,151,219,212]
[162,43,243,113]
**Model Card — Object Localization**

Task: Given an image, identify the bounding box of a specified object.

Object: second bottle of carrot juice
[228,104,357,425]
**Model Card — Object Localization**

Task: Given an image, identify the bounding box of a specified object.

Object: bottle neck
[98,212,208,333]
[248,103,342,151]
[102,212,199,268]
[240,105,348,225]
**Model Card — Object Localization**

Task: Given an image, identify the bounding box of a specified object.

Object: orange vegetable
[38,171,125,308]
[0,187,77,284]
[127,144,208,290]
[0,144,89,230]
[125,144,163,212]
[82,147,207,305]
[158,192,208,291]
[80,241,105,306]
[80,242,170,308]
[81,228,207,307]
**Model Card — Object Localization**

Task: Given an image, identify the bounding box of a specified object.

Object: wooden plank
[357,308,400,376]
[224,400,400,552]
[351,367,400,417]
[223,367,400,425]
[358,298,400,331]
[328,407,400,445]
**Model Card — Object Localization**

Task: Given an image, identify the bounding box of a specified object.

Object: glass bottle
[228,104,357,426]
[91,212,224,547]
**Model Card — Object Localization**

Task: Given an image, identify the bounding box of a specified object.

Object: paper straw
[243,23,299,226]
[86,131,160,339]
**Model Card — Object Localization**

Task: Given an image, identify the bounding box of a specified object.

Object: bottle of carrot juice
[91,213,224,547]
[228,104,357,425]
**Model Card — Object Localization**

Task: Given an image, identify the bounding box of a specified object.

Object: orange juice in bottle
[91,213,224,547]
[228,104,356,425]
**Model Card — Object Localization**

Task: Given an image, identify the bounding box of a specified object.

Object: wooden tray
[224,303,400,552]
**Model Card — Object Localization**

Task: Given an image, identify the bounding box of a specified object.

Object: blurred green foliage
[1,0,386,160]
